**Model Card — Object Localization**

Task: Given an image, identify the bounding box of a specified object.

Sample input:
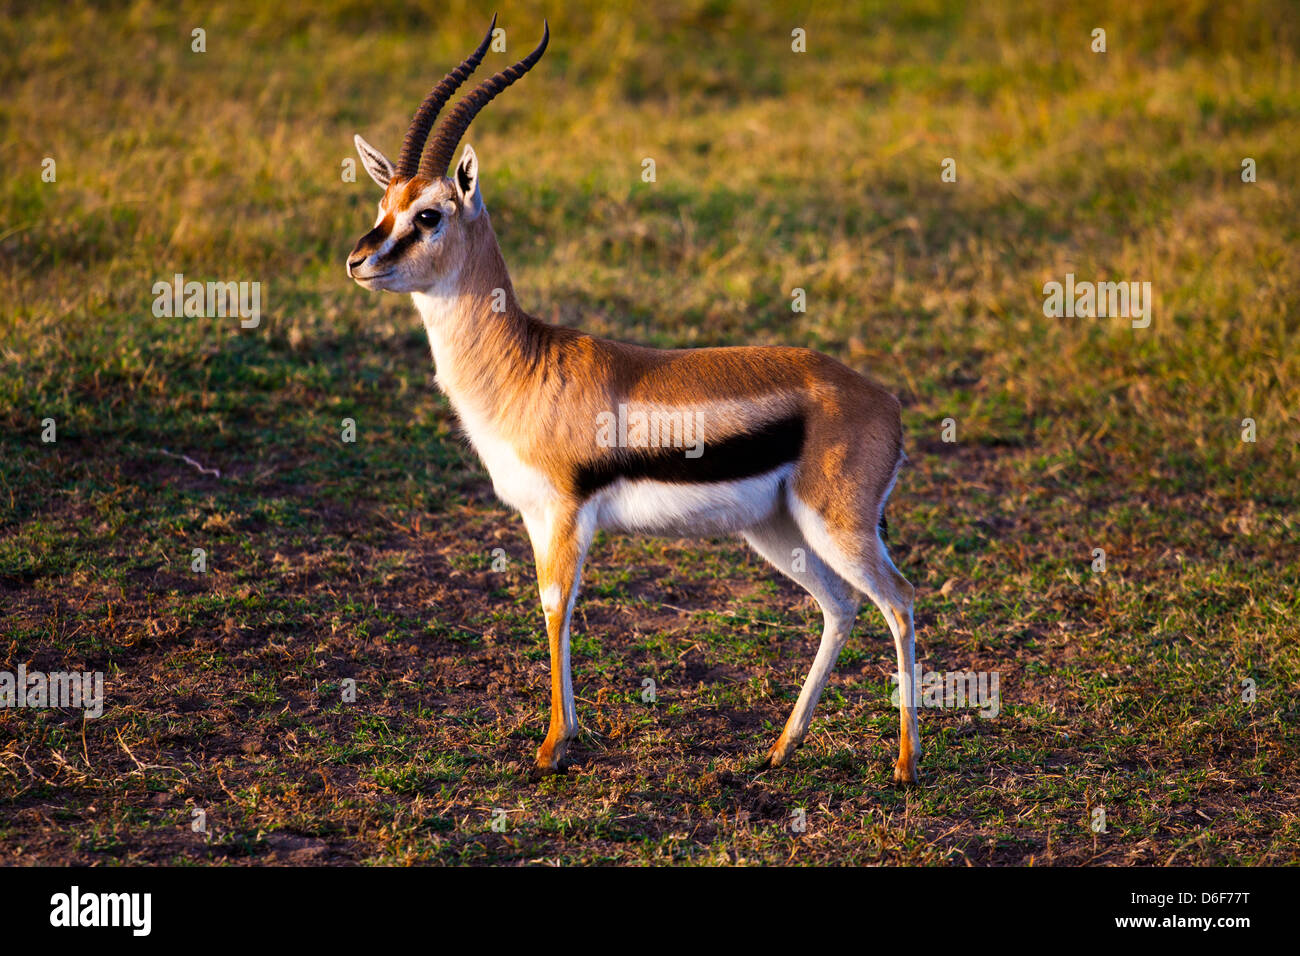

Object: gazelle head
[347,17,548,294]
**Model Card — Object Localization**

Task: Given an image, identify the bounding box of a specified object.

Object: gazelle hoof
[530,740,572,781]
[892,759,919,786]
[761,739,797,769]
[529,762,565,782]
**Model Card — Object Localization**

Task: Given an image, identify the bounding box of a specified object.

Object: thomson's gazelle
[346,20,921,784]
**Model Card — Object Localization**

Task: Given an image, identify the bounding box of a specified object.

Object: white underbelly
[593,464,792,536]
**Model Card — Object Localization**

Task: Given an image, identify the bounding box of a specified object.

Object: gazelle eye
[416,208,442,228]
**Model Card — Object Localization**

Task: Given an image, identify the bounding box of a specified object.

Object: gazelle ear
[354,133,394,189]
[454,144,483,219]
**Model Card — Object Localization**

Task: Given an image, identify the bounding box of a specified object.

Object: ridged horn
[393,15,498,180]
[420,20,549,179]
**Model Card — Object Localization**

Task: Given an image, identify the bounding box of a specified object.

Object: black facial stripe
[573,414,806,499]
[353,222,391,257]
[360,223,388,245]
[381,227,422,263]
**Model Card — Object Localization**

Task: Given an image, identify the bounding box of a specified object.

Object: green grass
[1,0,1298,865]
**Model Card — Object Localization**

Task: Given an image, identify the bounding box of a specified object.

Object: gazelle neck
[409,223,549,431]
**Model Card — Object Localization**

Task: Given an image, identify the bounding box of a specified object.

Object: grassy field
[1,0,1298,865]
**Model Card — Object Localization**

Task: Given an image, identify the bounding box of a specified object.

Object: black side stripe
[573,414,806,498]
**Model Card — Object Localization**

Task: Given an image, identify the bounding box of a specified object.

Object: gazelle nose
[347,256,366,275]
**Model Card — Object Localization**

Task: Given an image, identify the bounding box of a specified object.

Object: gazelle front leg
[523,505,593,778]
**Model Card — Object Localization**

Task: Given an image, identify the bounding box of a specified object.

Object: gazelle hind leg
[789,496,922,785]
[871,546,921,784]
[742,505,860,768]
